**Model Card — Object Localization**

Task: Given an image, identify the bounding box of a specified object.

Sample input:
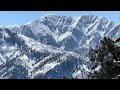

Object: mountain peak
[0,14,119,79]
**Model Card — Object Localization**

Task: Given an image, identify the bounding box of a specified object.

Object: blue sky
[0,11,119,26]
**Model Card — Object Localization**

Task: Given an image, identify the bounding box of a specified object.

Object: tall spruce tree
[89,37,120,79]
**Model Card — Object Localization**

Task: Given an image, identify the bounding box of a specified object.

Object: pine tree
[63,76,68,79]
[89,37,120,79]
[115,37,120,43]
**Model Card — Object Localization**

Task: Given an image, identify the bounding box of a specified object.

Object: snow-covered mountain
[0,14,119,79]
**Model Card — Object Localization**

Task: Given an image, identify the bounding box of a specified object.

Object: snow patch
[33,62,59,77]
[57,31,72,42]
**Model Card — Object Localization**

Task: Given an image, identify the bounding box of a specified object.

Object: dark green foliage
[63,76,68,79]
[62,77,77,79]
[115,37,120,43]
[89,37,120,79]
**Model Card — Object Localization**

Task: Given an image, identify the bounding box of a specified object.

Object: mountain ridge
[0,14,119,79]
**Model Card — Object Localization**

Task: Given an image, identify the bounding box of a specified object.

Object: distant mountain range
[0,14,119,79]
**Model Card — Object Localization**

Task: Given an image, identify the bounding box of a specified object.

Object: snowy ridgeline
[0,14,120,79]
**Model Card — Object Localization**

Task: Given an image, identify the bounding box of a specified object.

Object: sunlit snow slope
[0,14,119,79]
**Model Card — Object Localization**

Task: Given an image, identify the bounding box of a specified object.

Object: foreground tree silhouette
[89,37,120,79]
[115,37,120,43]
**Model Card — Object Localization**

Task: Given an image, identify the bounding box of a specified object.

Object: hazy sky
[0,11,119,26]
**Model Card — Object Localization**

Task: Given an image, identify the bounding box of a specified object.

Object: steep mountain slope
[8,14,119,51]
[0,28,87,79]
[0,14,119,79]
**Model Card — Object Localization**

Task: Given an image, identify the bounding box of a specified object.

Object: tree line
[88,37,120,79]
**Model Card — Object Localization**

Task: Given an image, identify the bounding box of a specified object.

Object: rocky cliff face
[0,14,119,79]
